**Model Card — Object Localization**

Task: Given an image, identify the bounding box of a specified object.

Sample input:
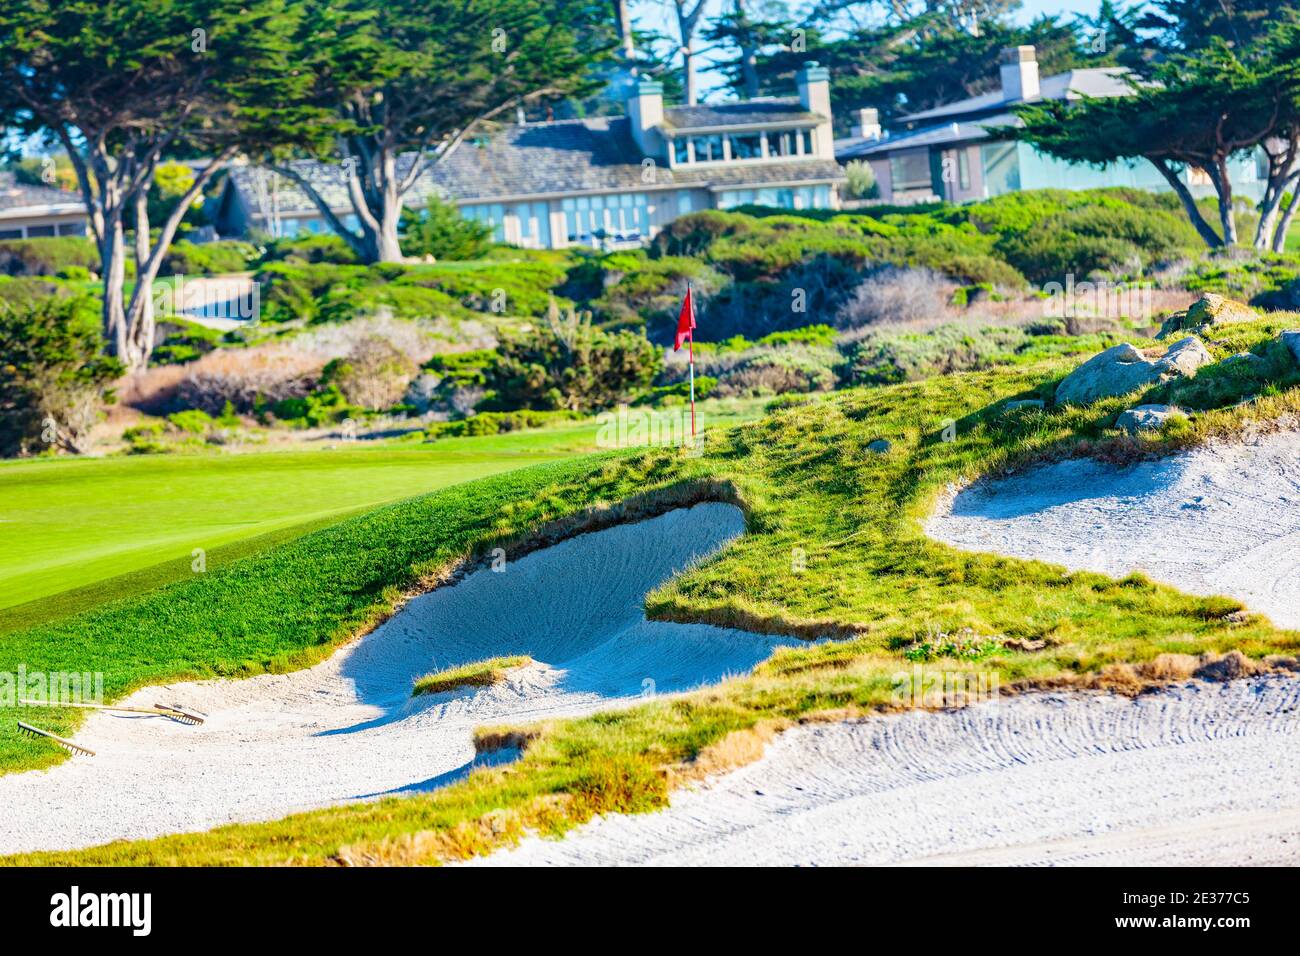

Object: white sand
[475,433,1300,867]
[0,503,796,855]
[477,676,1300,866]
[926,428,1300,629]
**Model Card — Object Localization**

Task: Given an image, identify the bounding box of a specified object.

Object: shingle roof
[0,171,84,214]
[229,116,844,214]
[663,98,822,130]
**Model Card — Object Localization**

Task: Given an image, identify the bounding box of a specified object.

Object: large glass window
[771,130,798,158]
[673,138,690,164]
[889,150,932,192]
[980,141,1021,197]
[728,132,762,160]
[691,135,724,163]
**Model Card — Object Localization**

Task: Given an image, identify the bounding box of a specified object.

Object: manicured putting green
[0,426,597,614]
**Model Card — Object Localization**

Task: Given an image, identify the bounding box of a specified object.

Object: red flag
[674,286,696,352]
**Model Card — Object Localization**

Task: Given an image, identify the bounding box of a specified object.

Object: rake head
[17,721,95,758]
[154,702,206,726]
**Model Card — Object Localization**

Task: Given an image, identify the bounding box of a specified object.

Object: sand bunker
[0,503,796,855]
[927,429,1300,628]
[473,432,1300,866]
[478,675,1300,866]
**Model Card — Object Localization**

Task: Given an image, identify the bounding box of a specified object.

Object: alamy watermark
[1042,274,1154,322]
[891,664,999,709]
[595,404,702,452]
[152,274,260,323]
[0,666,104,707]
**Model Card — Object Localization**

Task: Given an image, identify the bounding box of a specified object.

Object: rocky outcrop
[1116,404,1183,434]
[1055,336,1212,406]
[1280,330,1300,365]
[1158,293,1257,339]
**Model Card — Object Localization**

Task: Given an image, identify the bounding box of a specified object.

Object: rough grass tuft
[412,656,531,696]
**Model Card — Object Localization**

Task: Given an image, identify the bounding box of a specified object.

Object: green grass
[0,398,767,630]
[0,428,594,622]
[6,320,1300,865]
[412,656,532,696]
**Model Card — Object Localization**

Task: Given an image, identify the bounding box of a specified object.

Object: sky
[632,1,1113,101]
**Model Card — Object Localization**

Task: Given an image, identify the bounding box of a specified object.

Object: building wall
[0,212,88,240]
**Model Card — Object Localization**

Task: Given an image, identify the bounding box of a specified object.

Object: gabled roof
[835,67,1134,162]
[229,116,844,215]
[0,170,85,216]
[663,98,823,131]
[899,67,1132,125]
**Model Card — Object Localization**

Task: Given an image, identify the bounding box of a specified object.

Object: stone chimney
[1000,45,1040,102]
[796,61,834,158]
[857,107,881,140]
[626,79,665,158]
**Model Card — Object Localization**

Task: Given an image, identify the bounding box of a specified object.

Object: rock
[402,372,442,413]
[1222,351,1265,369]
[1054,336,1211,406]
[1005,399,1045,411]
[1158,292,1256,338]
[866,439,891,453]
[1280,329,1300,364]
[1115,404,1182,434]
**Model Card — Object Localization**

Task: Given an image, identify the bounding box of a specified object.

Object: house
[835,46,1265,204]
[0,171,89,240]
[215,63,846,249]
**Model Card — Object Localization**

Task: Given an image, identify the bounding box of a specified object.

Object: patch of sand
[0,504,795,855]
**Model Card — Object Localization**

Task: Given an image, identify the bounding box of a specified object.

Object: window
[673,138,690,164]
[691,135,724,163]
[980,141,1021,197]
[728,132,762,160]
[889,150,932,192]
[677,191,694,215]
[958,149,970,191]
[0,229,21,240]
[799,130,814,155]
[57,221,87,237]
[25,224,56,237]
[563,194,648,246]
[771,130,798,158]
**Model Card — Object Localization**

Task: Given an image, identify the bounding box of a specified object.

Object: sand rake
[18,698,206,726]
[17,720,95,757]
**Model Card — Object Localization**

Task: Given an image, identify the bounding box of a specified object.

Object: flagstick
[688,329,696,440]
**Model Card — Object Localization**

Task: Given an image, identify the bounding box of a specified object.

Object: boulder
[1158,292,1256,339]
[1280,329,1300,365]
[1005,399,1045,411]
[402,372,443,413]
[1054,336,1211,406]
[1116,404,1182,434]
[866,439,891,453]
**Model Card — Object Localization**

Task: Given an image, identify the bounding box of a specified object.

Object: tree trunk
[735,0,760,99]
[1273,182,1300,252]
[373,149,404,262]
[1210,158,1238,246]
[1149,158,1223,248]
[101,214,128,358]
[1254,137,1298,249]
[612,0,635,71]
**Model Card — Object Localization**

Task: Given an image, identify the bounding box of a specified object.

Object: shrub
[487,313,660,413]
[0,237,100,278]
[835,266,955,329]
[160,240,258,276]
[261,233,360,265]
[400,193,493,260]
[177,348,320,413]
[424,408,582,438]
[0,294,122,456]
[842,325,1033,386]
[843,160,879,200]
[322,336,418,411]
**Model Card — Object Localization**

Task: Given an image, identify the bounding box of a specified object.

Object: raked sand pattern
[0,504,795,854]
[478,432,1300,866]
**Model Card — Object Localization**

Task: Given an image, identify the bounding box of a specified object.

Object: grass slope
[0,428,598,617]
[7,319,1300,864]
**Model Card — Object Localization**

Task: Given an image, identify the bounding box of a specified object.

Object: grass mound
[8,314,1300,865]
[412,656,531,696]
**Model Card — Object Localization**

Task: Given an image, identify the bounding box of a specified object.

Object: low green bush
[0,237,100,278]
